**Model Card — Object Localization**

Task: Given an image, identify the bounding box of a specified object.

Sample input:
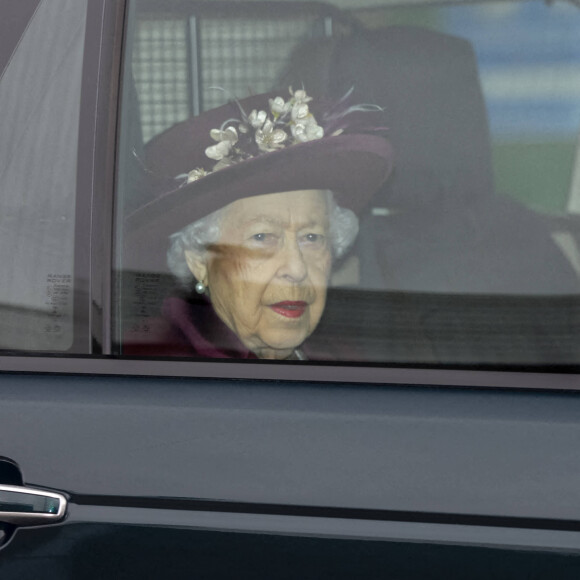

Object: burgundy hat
[126,88,393,243]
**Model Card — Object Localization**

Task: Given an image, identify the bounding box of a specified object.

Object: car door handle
[0,484,67,526]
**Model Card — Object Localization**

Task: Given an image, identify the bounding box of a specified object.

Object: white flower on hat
[248,109,268,129]
[205,126,238,160]
[255,119,288,152]
[205,141,232,161]
[180,86,353,182]
[291,115,324,143]
[290,87,312,105]
[287,96,324,144]
[209,126,238,143]
[187,168,210,183]
[269,96,291,117]
[291,102,310,123]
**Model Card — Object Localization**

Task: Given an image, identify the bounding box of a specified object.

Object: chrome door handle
[0,484,67,526]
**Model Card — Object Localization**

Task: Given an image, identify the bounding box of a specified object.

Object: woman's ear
[184,250,208,285]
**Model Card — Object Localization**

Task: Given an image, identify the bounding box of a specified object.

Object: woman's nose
[277,240,308,283]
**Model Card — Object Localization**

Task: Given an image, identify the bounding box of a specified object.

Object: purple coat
[123,294,349,361]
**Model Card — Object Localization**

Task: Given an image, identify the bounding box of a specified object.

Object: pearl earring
[195,281,206,294]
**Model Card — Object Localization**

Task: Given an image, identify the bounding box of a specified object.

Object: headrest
[283,26,495,210]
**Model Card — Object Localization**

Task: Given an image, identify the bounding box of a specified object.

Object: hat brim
[127,132,392,241]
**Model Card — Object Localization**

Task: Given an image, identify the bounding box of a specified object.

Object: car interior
[116,0,580,367]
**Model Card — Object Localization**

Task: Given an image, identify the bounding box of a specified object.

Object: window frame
[0,354,578,391]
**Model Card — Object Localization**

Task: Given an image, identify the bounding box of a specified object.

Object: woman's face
[189,189,332,359]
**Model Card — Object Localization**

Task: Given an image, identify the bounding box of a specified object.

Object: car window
[114,0,580,369]
[0,0,88,352]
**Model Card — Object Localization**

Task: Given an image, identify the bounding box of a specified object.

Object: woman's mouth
[269,301,308,319]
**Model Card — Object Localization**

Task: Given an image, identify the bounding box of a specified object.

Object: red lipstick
[270,301,307,319]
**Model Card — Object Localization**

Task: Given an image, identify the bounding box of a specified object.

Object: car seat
[281,26,579,295]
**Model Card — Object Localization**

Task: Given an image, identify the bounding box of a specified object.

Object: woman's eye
[250,233,277,245]
[301,233,324,245]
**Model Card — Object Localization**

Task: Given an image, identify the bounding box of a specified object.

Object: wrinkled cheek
[209,251,243,289]
[214,246,257,282]
[210,261,265,337]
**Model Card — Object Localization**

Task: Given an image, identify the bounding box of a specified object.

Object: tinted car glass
[115,0,580,369]
[0,0,88,352]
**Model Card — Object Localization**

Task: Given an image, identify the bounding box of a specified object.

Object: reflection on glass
[0,0,88,351]
[115,0,580,368]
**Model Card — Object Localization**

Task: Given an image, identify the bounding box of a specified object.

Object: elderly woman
[124,88,392,360]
